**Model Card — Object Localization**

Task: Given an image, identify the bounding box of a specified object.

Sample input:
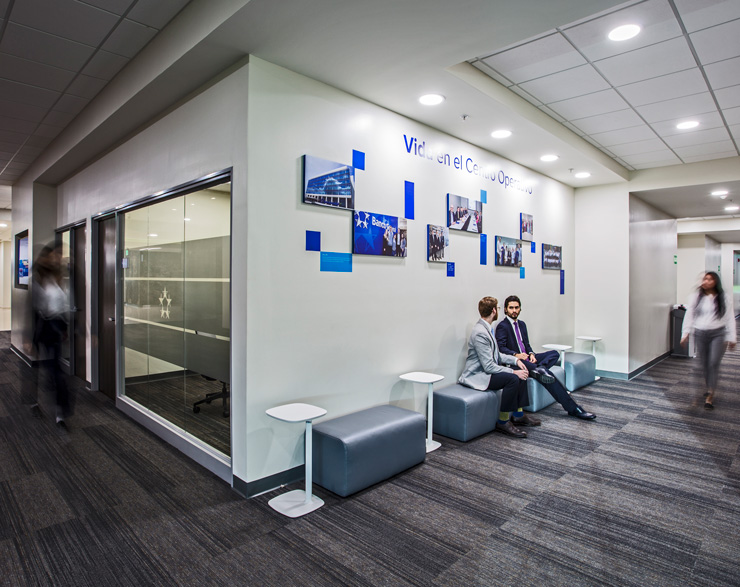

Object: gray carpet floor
[1,329,739,586]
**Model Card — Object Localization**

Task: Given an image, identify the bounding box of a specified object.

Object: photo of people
[303,154,355,209]
[520,213,533,241]
[353,211,407,257]
[542,243,562,270]
[447,193,483,234]
[495,235,523,268]
[427,224,449,262]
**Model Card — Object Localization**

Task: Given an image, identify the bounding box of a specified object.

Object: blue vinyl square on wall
[531,241,536,253]
[480,189,487,203]
[520,266,525,279]
[352,150,365,170]
[480,233,487,265]
[404,181,415,220]
[560,270,565,294]
[306,230,321,251]
[447,262,455,277]
[321,252,352,272]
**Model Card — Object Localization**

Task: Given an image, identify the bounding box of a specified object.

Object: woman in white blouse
[681,271,737,409]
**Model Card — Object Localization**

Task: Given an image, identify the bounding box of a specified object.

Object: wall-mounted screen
[353,211,407,257]
[542,243,562,270]
[427,224,449,262]
[303,154,355,209]
[447,193,482,234]
[520,213,533,241]
[15,230,29,289]
[495,235,522,268]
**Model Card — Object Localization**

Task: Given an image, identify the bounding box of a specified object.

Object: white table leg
[426,382,441,453]
[590,341,601,381]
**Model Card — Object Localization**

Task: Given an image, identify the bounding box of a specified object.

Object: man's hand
[528,353,537,363]
[514,369,528,380]
[680,335,688,347]
[515,353,528,360]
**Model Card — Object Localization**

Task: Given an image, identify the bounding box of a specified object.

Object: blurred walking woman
[681,271,736,409]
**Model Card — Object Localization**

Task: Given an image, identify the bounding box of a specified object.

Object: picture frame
[302,154,355,210]
[520,213,533,241]
[427,224,449,262]
[542,243,562,270]
[447,193,482,234]
[353,211,407,257]
[494,235,523,268]
[15,230,29,289]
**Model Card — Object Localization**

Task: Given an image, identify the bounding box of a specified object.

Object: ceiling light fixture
[419,94,445,106]
[725,205,739,212]
[711,190,728,196]
[574,172,591,178]
[608,24,641,41]
[540,154,559,162]
[491,129,512,139]
[0,223,7,228]
[676,120,699,130]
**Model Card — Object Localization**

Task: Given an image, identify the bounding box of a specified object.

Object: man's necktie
[514,321,526,354]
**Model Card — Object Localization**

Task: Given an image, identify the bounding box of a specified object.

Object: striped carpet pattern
[1,329,739,586]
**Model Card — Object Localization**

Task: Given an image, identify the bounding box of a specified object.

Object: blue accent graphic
[480,234,487,265]
[321,252,352,272]
[352,150,365,170]
[531,241,536,253]
[480,189,487,203]
[447,262,455,277]
[520,266,525,279]
[405,181,414,220]
[306,230,321,252]
[560,270,565,294]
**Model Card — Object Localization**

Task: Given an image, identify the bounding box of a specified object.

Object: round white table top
[576,336,603,342]
[266,403,327,423]
[542,344,572,351]
[399,371,445,384]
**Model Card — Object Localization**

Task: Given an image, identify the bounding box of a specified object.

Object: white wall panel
[677,233,706,306]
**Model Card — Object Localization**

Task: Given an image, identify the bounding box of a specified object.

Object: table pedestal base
[268,490,324,518]
[426,439,441,453]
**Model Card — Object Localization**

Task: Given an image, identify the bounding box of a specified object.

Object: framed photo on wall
[520,213,533,241]
[353,211,407,257]
[15,230,29,289]
[427,224,449,262]
[447,193,482,234]
[542,243,562,270]
[494,235,523,268]
[302,154,355,210]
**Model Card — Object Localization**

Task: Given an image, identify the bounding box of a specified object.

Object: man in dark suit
[495,295,596,420]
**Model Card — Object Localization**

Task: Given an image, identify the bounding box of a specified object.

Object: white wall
[677,234,706,306]
[628,195,676,373]
[720,243,740,316]
[705,235,721,274]
[245,58,576,483]
[0,240,11,330]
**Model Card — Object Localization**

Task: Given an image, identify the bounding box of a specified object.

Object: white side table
[266,402,327,518]
[576,336,602,381]
[399,371,444,453]
[542,343,572,366]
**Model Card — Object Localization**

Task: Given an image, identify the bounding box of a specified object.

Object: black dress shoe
[568,407,596,420]
[511,413,541,427]
[531,367,554,385]
[495,420,527,438]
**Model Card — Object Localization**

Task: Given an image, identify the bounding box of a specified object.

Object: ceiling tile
[0,129,28,144]
[618,68,709,106]
[631,159,682,169]
[480,33,586,84]
[689,19,740,64]
[547,88,629,119]
[471,61,513,87]
[724,106,740,125]
[78,0,133,15]
[7,150,38,164]
[589,124,658,147]
[11,0,119,47]
[0,99,47,124]
[54,93,89,116]
[673,139,735,157]
[519,64,609,103]
[561,120,586,136]
[635,91,718,122]
[620,149,681,165]
[0,22,95,71]
[681,151,738,163]
[0,0,9,14]
[0,53,75,92]
[609,138,670,157]
[102,18,158,58]
[509,85,542,105]
[0,78,60,109]
[674,0,740,33]
[17,145,43,159]
[596,37,696,87]
[25,135,53,149]
[34,124,63,139]
[704,56,740,91]
[571,109,644,134]
[538,105,565,122]
[81,50,129,80]
[128,0,190,29]
[730,123,740,141]
[0,115,39,135]
[67,74,108,99]
[715,85,740,109]
[651,111,724,136]
[42,109,77,127]
[0,140,23,153]
[663,126,730,148]
[562,0,681,61]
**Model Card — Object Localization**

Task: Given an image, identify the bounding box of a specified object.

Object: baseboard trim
[628,351,671,380]
[233,466,304,499]
[595,369,628,380]
[10,344,36,367]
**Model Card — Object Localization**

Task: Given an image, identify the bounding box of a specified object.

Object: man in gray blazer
[458,296,538,438]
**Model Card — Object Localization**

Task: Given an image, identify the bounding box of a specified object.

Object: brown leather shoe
[495,420,527,438]
[511,414,541,427]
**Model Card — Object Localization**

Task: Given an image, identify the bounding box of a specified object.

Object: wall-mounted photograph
[15,230,29,289]
[495,235,522,268]
[302,154,355,209]
[542,243,562,270]
[520,213,533,241]
[353,211,407,257]
[447,193,482,234]
[427,224,449,262]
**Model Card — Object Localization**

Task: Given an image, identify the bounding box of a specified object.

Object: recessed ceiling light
[540,154,559,162]
[724,205,739,212]
[184,218,191,221]
[147,233,158,237]
[711,190,728,196]
[211,197,216,200]
[491,129,512,139]
[574,172,591,178]
[0,223,7,228]
[676,120,699,130]
[419,94,445,106]
[608,24,641,41]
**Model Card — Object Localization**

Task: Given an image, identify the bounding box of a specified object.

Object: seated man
[458,296,539,438]
[495,295,596,420]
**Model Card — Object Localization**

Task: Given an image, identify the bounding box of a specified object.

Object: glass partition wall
[122,182,231,457]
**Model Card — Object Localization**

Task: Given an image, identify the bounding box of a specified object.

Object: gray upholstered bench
[563,352,596,391]
[432,384,501,442]
[524,365,566,412]
[312,405,426,497]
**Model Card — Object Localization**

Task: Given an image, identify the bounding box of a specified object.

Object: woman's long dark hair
[696,271,725,318]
